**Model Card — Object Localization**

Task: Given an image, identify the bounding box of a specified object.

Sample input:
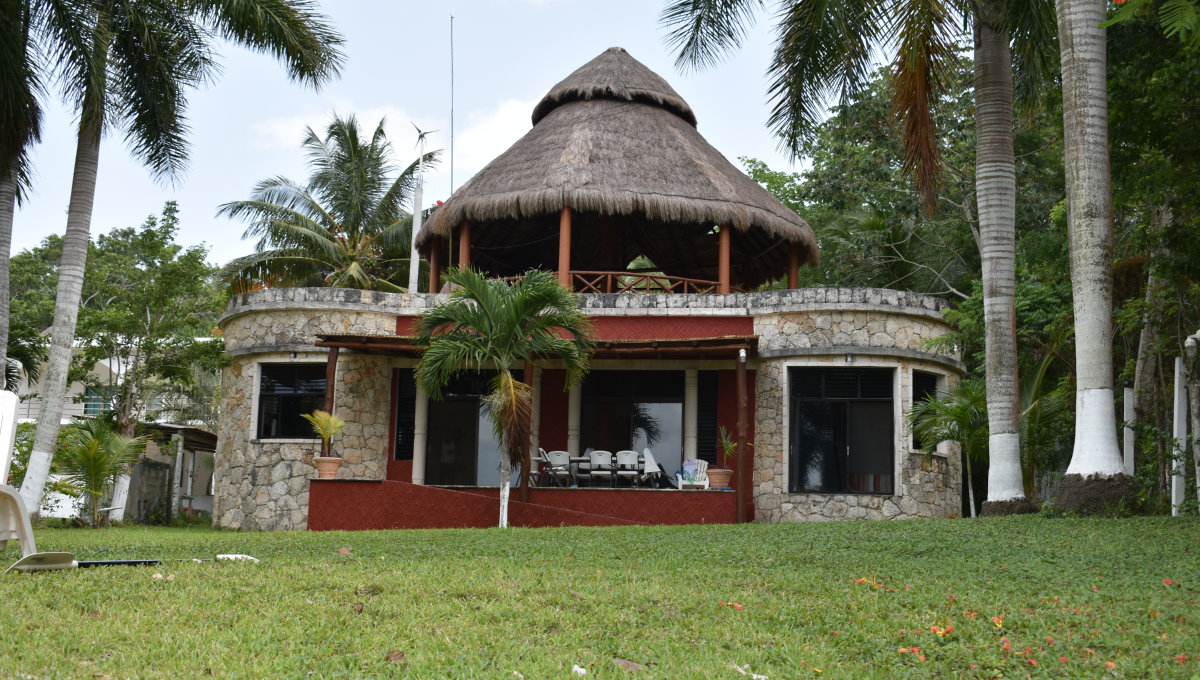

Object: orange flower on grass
[1060,656,1069,663]
[992,615,1004,629]
[1106,661,1115,669]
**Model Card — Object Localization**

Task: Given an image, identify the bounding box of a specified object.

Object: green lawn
[1,517,1198,678]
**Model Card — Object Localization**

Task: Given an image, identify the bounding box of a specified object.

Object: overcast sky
[13,0,802,267]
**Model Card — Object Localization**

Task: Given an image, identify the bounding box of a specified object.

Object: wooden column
[718,226,731,294]
[429,238,442,293]
[788,243,800,289]
[601,215,621,293]
[558,207,573,288]
[735,348,748,524]
[323,347,339,457]
[458,219,471,268]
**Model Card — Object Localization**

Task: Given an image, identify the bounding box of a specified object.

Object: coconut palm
[219,114,440,293]
[20,0,345,516]
[660,0,1053,514]
[0,0,42,394]
[1055,0,1129,509]
[59,419,148,527]
[414,267,595,526]
[908,378,989,517]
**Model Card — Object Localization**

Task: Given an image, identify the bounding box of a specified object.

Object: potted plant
[302,410,346,479]
[708,426,739,489]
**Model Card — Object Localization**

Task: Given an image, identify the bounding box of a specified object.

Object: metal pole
[1123,386,1135,477]
[407,136,426,293]
[171,434,184,519]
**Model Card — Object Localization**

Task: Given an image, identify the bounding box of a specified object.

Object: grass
[1,517,1198,678]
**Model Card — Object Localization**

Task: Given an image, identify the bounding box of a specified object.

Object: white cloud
[249,101,444,153]
[453,98,538,175]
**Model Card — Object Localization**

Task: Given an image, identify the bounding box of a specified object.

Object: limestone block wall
[212,288,422,531]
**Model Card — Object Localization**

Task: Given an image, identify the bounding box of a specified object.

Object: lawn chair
[0,390,77,573]
[676,458,710,490]
[543,450,572,487]
[614,450,640,487]
[639,449,666,487]
[587,450,614,487]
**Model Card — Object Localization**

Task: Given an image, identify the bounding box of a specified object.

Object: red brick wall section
[396,315,418,336]
[718,369,756,521]
[458,487,735,525]
[589,316,753,340]
[539,369,569,452]
[307,480,646,530]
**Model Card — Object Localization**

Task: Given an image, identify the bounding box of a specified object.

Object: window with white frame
[257,364,326,439]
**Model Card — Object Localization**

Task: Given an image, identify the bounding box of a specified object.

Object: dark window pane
[848,401,894,493]
[913,371,938,403]
[792,369,823,399]
[258,363,326,439]
[792,401,845,492]
[860,369,893,399]
[633,371,683,400]
[697,371,719,463]
[395,369,417,460]
[825,370,859,399]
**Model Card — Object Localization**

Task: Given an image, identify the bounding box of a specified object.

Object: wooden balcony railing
[569,271,742,294]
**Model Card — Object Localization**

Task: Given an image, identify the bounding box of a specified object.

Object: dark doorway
[423,370,523,486]
[789,368,895,494]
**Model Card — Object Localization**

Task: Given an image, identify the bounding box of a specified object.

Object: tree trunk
[965,448,977,518]
[498,449,511,528]
[1133,205,1169,483]
[975,9,1032,514]
[1056,0,1129,512]
[19,121,101,513]
[1188,357,1200,513]
[0,163,15,380]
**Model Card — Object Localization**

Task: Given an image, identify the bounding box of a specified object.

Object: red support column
[458,220,471,268]
[429,238,442,293]
[558,207,572,288]
[323,346,339,457]
[788,242,800,289]
[735,348,748,524]
[718,226,731,294]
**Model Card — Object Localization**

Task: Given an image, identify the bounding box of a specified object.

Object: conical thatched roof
[418,47,818,285]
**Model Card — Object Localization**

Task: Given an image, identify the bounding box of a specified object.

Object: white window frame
[249,354,331,444]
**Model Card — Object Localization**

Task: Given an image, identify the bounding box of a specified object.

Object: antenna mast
[450,11,455,194]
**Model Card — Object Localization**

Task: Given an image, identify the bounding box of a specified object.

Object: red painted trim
[539,369,568,452]
[307,481,735,530]
[386,368,412,482]
[718,368,756,521]
[589,316,753,341]
[396,316,418,336]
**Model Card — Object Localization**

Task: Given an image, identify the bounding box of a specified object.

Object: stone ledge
[757,345,967,373]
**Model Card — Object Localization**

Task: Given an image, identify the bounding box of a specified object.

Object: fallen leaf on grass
[338,548,350,556]
[152,573,163,580]
[351,604,363,614]
[385,651,407,664]
[569,588,587,600]
[611,658,645,671]
[513,672,525,679]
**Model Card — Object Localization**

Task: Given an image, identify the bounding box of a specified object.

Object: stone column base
[1056,473,1137,516]
[980,497,1039,516]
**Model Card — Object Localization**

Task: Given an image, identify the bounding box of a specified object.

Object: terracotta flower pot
[314,456,343,479]
[708,468,733,489]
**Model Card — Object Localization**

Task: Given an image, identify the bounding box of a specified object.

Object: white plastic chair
[1,390,77,572]
[588,450,614,487]
[543,450,572,487]
[676,458,710,490]
[615,450,640,487]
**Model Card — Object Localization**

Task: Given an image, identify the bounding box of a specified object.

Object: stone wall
[214,290,403,531]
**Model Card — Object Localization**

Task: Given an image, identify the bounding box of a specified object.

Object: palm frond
[660,0,765,72]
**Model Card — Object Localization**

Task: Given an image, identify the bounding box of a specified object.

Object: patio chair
[588,450,614,487]
[574,447,595,487]
[614,450,640,487]
[676,458,710,490]
[543,450,572,487]
[640,449,665,487]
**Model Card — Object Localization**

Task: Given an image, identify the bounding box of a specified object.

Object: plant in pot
[708,426,741,489]
[303,410,346,479]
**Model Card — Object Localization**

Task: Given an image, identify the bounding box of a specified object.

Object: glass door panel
[426,400,478,485]
[632,402,683,478]
[791,401,846,493]
[847,401,894,493]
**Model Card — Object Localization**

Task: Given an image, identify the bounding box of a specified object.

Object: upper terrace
[413,47,820,296]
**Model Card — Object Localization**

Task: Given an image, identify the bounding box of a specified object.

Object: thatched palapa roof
[418,47,818,286]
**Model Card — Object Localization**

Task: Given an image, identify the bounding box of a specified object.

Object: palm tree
[0,0,42,395]
[414,268,595,527]
[59,419,147,527]
[219,114,439,293]
[1055,0,1130,509]
[20,0,345,515]
[908,378,989,517]
[660,0,1053,514]
[4,319,47,392]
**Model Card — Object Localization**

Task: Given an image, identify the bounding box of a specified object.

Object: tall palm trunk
[19,121,100,512]
[964,448,977,518]
[975,9,1033,514]
[0,164,14,379]
[1188,359,1200,511]
[1056,0,1128,509]
[498,448,511,528]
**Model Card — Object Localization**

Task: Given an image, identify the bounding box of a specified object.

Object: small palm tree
[5,319,47,392]
[907,378,989,518]
[414,268,595,527]
[219,114,440,294]
[59,419,147,527]
[301,409,345,457]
